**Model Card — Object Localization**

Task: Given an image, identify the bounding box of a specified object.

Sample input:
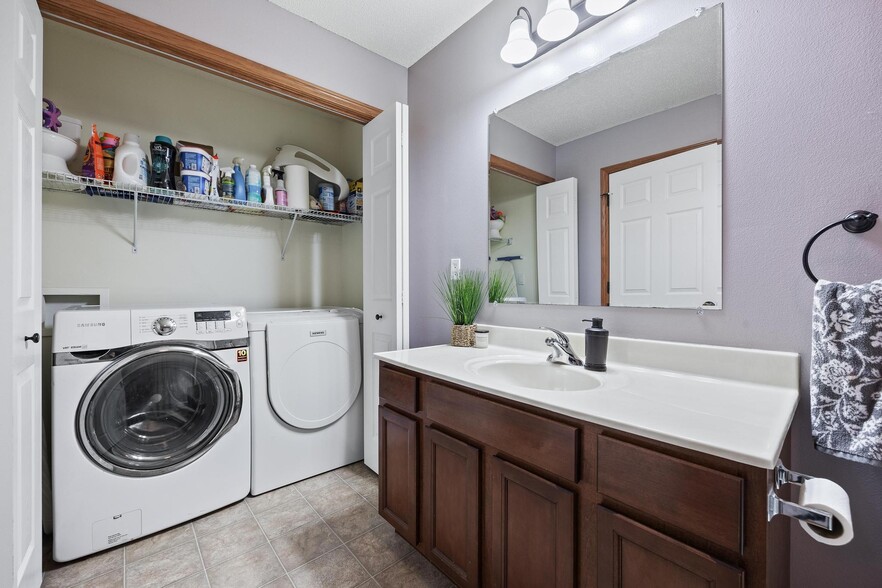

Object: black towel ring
[802,210,878,283]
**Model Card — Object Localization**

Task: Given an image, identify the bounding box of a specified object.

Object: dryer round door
[268,336,361,430]
[77,343,243,477]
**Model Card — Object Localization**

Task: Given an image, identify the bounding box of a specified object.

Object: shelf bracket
[132,189,139,254]
[281,214,299,260]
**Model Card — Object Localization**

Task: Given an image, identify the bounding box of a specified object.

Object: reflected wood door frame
[37,0,382,124]
[489,155,555,186]
[599,139,721,306]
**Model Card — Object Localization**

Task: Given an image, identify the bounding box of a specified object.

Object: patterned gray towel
[811,279,882,466]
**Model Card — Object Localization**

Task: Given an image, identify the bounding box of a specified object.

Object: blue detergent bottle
[232,158,246,202]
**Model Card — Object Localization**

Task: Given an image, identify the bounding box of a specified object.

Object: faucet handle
[541,326,571,348]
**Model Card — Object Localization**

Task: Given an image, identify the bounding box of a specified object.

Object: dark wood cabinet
[489,457,574,588]
[377,362,786,588]
[424,427,481,587]
[378,406,419,544]
[596,507,744,588]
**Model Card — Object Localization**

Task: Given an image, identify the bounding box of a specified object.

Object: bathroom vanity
[375,326,798,587]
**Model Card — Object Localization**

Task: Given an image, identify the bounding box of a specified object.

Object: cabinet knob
[24,332,40,344]
[376,314,383,320]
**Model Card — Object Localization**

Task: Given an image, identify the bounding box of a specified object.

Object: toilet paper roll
[283,164,310,209]
[798,477,853,546]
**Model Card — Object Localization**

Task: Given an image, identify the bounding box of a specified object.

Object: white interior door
[1,0,42,586]
[536,178,579,305]
[609,143,722,308]
[363,103,409,472]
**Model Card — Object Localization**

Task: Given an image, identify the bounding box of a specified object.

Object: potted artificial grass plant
[488,270,513,304]
[436,269,487,347]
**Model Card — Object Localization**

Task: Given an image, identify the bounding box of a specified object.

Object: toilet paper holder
[767,461,834,531]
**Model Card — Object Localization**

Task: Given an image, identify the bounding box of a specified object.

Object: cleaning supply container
[113,133,149,187]
[100,133,120,181]
[179,146,212,174]
[318,183,336,211]
[180,170,210,195]
[246,164,262,203]
[232,158,247,202]
[149,135,175,189]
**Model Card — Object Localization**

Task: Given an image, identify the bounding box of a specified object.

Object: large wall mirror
[488,5,723,309]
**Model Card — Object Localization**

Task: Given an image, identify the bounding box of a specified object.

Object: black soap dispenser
[582,318,608,372]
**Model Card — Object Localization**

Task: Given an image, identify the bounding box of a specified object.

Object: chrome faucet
[542,327,583,366]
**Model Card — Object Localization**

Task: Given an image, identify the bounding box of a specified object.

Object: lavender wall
[103,0,407,110]
[408,1,882,584]
[554,94,722,305]
[489,116,556,178]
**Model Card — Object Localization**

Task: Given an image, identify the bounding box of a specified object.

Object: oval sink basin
[465,357,602,392]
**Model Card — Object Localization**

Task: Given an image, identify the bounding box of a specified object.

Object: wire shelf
[41,171,362,226]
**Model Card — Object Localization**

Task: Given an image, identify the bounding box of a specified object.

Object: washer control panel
[132,307,247,343]
[194,310,241,334]
[152,316,177,336]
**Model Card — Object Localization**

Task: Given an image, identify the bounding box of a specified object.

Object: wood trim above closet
[489,155,555,186]
[37,0,383,125]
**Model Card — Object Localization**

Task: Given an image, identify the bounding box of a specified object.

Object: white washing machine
[249,308,363,495]
[51,306,251,562]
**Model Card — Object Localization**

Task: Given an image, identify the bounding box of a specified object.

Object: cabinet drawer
[379,365,418,413]
[425,381,579,482]
[597,436,743,553]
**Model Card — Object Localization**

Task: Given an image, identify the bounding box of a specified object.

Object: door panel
[363,103,409,472]
[597,507,743,588]
[379,406,419,544]
[489,457,574,588]
[536,178,578,305]
[2,0,42,586]
[609,143,721,308]
[425,428,480,587]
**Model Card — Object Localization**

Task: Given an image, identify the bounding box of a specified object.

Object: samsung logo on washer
[310,330,327,337]
[76,322,106,328]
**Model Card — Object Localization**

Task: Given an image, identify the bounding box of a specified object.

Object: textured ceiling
[496,6,723,146]
[267,0,494,67]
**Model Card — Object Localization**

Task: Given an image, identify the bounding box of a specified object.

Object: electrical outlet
[450,258,461,280]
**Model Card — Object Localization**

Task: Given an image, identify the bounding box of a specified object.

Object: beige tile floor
[42,462,452,588]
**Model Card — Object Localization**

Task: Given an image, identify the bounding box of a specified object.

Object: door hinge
[607,281,610,294]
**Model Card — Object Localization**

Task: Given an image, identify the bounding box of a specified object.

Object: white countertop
[375,325,799,469]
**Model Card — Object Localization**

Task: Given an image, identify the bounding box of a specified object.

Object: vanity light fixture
[538,0,579,42]
[500,0,635,67]
[584,0,629,16]
[500,7,538,65]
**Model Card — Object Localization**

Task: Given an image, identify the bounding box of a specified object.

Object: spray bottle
[261,165,275,205]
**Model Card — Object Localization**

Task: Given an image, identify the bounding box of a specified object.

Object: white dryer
[51,307,251,561]
[249,309,363,495]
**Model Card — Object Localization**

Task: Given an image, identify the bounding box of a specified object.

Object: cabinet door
[379,406,419,544]
[597,507,743,588]
[489,457,574,588]
[425,428,481,587]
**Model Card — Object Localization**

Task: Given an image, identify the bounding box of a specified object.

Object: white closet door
[363,103,409,473]
[609,143,722,309]
[1,0,42,586]
[536,178,579,305]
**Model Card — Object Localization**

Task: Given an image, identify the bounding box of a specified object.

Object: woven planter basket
[451,324,477,347]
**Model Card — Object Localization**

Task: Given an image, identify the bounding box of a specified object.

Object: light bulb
[584,0,628,16]
[538,0,578,42]
[500,15,537,65]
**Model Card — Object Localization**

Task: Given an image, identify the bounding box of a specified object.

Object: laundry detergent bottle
[232,158,247,202]
[113,133,149,187]
[246,164,262,203]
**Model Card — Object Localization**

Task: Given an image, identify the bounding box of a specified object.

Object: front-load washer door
[77,343,243,477]
[266,316,361,430]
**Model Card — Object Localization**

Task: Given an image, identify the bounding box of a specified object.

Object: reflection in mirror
[488,5,723,309]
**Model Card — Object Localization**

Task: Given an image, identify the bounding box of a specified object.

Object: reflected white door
[536,178,579,305]
[609,143,721,309]
[1,0,42,586]
[363,103,409,472]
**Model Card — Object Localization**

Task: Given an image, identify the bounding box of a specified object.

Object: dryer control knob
[153,317,177,336]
